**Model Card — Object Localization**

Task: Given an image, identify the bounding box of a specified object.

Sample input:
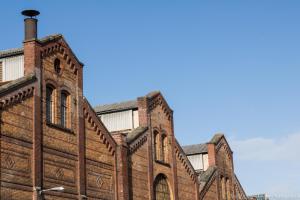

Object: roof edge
[0,73,36,97]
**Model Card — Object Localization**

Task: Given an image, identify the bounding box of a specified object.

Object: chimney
[207,143,217,167]
[21,10,41,75]
[22,10,40,40]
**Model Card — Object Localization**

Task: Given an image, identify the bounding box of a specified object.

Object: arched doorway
[154,174,171,200]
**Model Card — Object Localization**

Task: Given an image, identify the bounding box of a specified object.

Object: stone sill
[46,122,74,134]
[155,160,171,168]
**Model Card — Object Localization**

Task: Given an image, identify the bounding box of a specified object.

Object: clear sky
[1,0,300,198]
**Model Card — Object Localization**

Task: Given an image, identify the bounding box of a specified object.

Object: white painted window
[133,110,139,128]
[100,110,133,132]
[0,55,24,81]
[187,153,209,171]
[99,109,140,132]
[203,153,209,171]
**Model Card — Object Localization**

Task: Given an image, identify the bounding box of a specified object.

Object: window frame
[0,61,3,82]
[154,174,171,200]
[154,130,160,161]
[161,134,168,163]
[60,90,70,128]
[46,84,55,124]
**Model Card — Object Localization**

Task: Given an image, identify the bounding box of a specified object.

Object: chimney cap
[21,10,40,18]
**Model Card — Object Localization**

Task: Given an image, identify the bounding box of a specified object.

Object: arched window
[226,178,231,200]
[162,135,168,162]
[46,85,55,123]
[221,176,226,200]
[154,131,160,161]
[61,91,70,128]
[154,174,171,200]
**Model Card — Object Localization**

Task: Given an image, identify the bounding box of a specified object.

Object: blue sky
[1,0,300,198]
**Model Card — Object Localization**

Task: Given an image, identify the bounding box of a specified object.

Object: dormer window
[46,85,55,123]
[61,91,70,128]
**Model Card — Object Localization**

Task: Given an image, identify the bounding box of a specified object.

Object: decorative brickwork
[0,85,34,109]
[0,16,249,199]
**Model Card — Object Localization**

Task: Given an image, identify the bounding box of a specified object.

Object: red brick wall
[150,102,176,198]
[202,177,218,200]
[0,97,34,200]
[0,38,117,200]
[176,156,197,200]
[215,139,234,200]
[41,46,81,199]
[128,141,149,199]
[85,118,115,199]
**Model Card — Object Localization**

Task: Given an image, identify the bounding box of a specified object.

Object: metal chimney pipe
[21,10,40,40]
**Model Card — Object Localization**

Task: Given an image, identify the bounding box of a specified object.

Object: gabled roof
[94,91,173,116]
[174,139,198,182]
[82,97,117,154]
[208,133,224,145]
[198,166,217,183]
[234,174,248,199]
[0,73,36,97]
[182,143,208,155]
[94,100,138,114]
[0,34,61,59]
[146,90,161,99]
[0,34,83,65]
[126,126,148,143]
[198,165,218,198]
[0,48,23,59]
[208,133,233,154]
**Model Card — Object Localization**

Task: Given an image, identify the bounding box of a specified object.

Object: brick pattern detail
[0,33,249,200]
[41,38,80,75]
[201,136,248,200]
[174,143,197,181]
[128,138,149,199]
[0,96,34,200]
[200,174,219,200]
[83,99,116,155]
[129,132,148,153]
[0,86,34,109]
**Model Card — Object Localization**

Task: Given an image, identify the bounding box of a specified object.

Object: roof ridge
[95,99,137,107]
[0,33,63,59]
[127,126,148,144]
[94,99,138,113]
[182,143,208,155]
[0,47,24,59]
[183,143,206,147]
[208,133,224,144]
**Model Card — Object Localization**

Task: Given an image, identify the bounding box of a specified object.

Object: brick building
[0,11,248,200]
[183,134,248,200]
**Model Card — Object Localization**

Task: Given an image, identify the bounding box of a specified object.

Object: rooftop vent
[21,10,40,41]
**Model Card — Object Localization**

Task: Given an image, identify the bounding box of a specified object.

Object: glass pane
[154,175,170,200]
[46,87,53,123]
[61,92,68,127]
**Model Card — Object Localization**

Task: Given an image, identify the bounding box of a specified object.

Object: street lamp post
[34,186,64,199]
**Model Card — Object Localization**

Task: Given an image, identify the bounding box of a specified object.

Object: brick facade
[0,14,248,200]
[0,34,118,200]
[198,135,248,200]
